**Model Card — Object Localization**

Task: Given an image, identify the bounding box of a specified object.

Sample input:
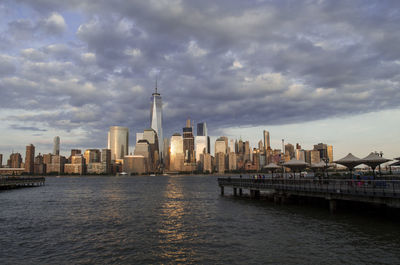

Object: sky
[0,0,399,161]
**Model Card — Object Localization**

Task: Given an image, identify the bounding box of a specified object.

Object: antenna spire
[155,76,158,94]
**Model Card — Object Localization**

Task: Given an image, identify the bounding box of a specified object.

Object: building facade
[108,126,129,162]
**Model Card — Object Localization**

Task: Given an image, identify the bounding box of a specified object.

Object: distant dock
[218,177,400,213]
[0,177,46,190]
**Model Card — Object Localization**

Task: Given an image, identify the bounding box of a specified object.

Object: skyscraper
[183,119,195,163]
[53,136,60,155]
[25,144,35,174]
[263,130,270,151]
[108,126,129,161]
[197,122,210,154]
[150,83,163,161]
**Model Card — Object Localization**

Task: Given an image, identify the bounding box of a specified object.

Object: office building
[216,152,225,174]
[8,153,22,168]
[327,145,334,162]
[143,128,159,171]
[295,149,306,161]
[0,154,3,167]
[285,143,295,158]
[108,126,129,161]
[228,152,237,171]
[53,136,60,155]
[170,133,184,171]
[195,136,208,162]
[183,119,195,163]
[101,149,111,174]
[263,130,270,151]
[215,137,227,155]
[64,155,85,175]
[84,149,101,164]
[25,144,35,174]
[197,122,210,154]
[150,83,163,161]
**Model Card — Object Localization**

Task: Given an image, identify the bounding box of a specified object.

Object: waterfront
[1,175,400,264]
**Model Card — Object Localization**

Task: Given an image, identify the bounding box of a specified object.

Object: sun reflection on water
[157,177,197,263]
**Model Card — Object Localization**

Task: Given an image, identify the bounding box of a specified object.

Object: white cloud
[41,12,67,34]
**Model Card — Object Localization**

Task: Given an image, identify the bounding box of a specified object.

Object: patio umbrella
[334,153,362,178]
[361,152,391,177]
[282,158,309,178]
[264,163,280,178]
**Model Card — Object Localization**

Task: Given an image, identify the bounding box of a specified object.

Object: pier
[218,177,400,212]
[0,177,46,190]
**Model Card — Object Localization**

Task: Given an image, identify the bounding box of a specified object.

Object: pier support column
[233,188,237,196]
[329,200,337,214]
[220,186,224,196]
[250,190,260,199]
[239,188,243,196]
[274,195,280,204]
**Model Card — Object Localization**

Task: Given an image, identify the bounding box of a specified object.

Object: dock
[0,176,46,190]
[218,177,400,212]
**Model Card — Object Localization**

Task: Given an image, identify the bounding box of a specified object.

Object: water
[1,175,400,264]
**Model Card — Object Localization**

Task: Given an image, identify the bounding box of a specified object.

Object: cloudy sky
[0,0,399,160]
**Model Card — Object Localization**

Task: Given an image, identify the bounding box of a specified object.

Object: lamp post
[322,157,329,179]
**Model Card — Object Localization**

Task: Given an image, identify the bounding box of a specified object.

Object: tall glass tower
[150,83,163,161]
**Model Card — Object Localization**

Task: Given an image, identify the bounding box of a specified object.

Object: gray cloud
[1,0,400,149]
[10,125,47,132]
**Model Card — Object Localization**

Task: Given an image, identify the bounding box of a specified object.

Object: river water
[1,175,400,264]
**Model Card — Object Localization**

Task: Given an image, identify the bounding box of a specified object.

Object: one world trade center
[150,82,163,162]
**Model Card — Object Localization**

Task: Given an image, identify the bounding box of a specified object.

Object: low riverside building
[123,155,148,175]
[87,163,106,174]
[45,154,66,174]
[64,155,85,175]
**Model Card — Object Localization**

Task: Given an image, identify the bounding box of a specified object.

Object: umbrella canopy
[334,153,362,170]
[361,152,391,170]
[282,158,309,171]
[310,161,327,168]
[389,161,400,167]
[264,163,281,170]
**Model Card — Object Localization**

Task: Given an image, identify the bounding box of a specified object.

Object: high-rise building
[150,83,163,161]
[84,149,101,164]
[25,144,35,174]
[244,141,251,162]
[263,130,270,151]
[101,149,111,174]
[136,133,144,143]
[170,133,184,171]
[197,122,210,154]
[0,154,3,167]
[327,145,334,162]
[53,136,60,155]
[314,143,333,161]
[108,126,129,161]
[285,143,295,158]
[183,119,195,163]
[9,153,22,168]
[215,137,227,155]
[216,152,225,174]
[195,136,208,162]
[197,122,207,136]
[143,128,159,171]
[295,149,305,161]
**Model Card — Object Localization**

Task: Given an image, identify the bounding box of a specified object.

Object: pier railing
[0,176,46,189]
[218,178,400,198]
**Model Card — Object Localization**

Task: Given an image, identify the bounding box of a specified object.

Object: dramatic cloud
[0,0,400,153]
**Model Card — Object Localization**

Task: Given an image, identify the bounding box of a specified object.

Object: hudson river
[1,175,400,264]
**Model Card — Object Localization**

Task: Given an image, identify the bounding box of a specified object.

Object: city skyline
[0,1,399,160]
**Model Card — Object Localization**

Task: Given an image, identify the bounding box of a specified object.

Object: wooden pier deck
[0,177,46,190]
[218,178,400,212]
